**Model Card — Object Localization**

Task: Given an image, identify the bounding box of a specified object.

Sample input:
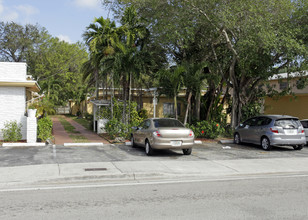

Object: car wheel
[131,135,136,147]
[182,148,192,155]
[234,133,241,144]
[145,141,154,156]
[293,145,303,150]
[261,137,272,151]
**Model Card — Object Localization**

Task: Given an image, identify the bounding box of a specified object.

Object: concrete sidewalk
[1,157,308,188]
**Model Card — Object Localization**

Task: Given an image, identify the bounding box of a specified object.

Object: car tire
[293,145,303,150]
[131,135,136,148]
[145,141,154,156]
[261,137,272,151]
[234,133,241,145]
[182,148,192,155]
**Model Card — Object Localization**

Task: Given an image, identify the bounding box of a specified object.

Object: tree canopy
[103,0,307,127]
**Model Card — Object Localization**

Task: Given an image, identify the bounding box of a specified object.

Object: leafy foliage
[1,120,22,142]
[188,121,225,139]
[97,99,143,139]
[37,117,53,142]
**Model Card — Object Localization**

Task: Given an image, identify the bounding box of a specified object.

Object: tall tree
[159,66,185,120]
[106,0,307,127]
[0,22,47,62]
[29,37,88,105]
[83,17,117,99]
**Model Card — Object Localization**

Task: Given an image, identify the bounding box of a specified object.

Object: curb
[2,143,46,147]
[219,139,234,144]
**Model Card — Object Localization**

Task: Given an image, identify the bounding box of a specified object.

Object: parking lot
[0,141,307,167]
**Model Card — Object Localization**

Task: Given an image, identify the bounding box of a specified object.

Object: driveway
[0,142,307,167]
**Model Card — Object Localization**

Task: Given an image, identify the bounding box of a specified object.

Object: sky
[0,0,113,43]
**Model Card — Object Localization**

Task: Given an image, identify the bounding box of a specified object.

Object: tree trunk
[195,92,201,121]
[174,93,178,120]
[184,91,192,125]
[128,72,132,124]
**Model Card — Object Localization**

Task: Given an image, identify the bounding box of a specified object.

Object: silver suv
[300,119,308,145]
[234,115,306,150]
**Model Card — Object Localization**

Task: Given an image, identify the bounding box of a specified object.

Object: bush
[37,117,53,142]
[188,120,225,139]
[1,120,22,142]
[98,99,143,140]
[138,108,148,120]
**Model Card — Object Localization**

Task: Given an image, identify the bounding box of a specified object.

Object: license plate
[285,129,296,134]
[170,141,182,146]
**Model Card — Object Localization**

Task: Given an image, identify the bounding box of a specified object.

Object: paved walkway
[51,115,109,145]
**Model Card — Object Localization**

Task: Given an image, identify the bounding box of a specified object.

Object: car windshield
[153,119,184,128]
[274,118,300,129]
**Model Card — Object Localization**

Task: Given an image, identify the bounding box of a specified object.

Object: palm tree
[159,66,185,120]
[182,62,208,125]
[82,17,117,99]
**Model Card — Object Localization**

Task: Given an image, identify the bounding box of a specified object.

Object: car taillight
[153,131,161,137]
[189,130,194,137]
[302,130,304,133]
[270,128,278,133]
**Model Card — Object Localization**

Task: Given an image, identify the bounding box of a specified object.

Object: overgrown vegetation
[58,117,80,134]
[1,120,22,142]
[37,117,53,142]
[188,121,225,139]
[97,99,143,139]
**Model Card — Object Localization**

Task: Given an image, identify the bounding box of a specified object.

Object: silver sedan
[131,118,195,156]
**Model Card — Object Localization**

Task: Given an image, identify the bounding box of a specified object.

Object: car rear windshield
[153,119,184,128]
[274,118,300,129]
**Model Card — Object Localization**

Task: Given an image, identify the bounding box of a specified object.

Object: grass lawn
[58,117,80,134]
[69,134,89,143]
[67,115,92,130]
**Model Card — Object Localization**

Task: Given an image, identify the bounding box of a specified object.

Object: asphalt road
[0,142,307,167]
[1,175,307,219]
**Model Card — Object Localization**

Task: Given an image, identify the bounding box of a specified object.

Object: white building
[0,62,40,142]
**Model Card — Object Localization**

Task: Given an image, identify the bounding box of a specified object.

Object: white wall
[0,62,27,80]
[0,87,27,140]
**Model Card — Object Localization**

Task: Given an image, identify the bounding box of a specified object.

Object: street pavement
[0,141,308,189]
[1,115,308,189]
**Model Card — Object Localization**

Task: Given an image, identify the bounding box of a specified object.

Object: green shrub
[189,120,225,139]
[38,117,53,142]
[138,108,148,120]
[98,99,143,140]
[104,119,124,139]
[1,120,22,142]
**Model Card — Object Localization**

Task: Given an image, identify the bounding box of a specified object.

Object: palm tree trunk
[184,91,192,125]
[128,72,132,124]
[174,92,178,120]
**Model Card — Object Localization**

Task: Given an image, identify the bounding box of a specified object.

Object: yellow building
[264,71,308,119]
[70,87,189,119]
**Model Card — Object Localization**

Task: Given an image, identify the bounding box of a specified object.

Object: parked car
[300,119,308,145]
[234,115,306,150]
[131,118,195,156]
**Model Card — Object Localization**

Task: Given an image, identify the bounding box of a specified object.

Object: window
[279,81,288,90]
[243,118,258,127]
[153,119,184,128]
[163,103,181,116]
[256,117,272,126]
[300,121,308,128]
[144,120,151,129]
[274,118,300,129]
